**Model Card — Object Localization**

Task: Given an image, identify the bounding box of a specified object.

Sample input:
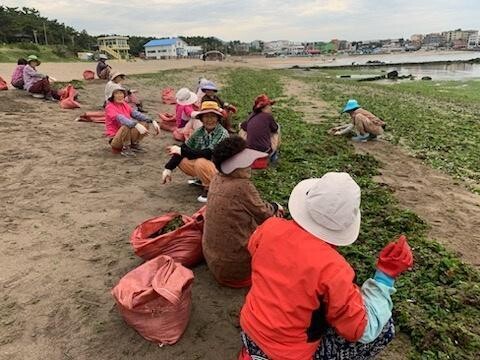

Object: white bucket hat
[221,148,268,174]
[110,71,126,81]
[288,172,361,246]
[107,84,127,100]
[176,88,198,105]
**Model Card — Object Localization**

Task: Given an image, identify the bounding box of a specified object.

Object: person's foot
[187,178,203,187]
[44,95,57,101]
[32,93,44,99]
[131,143,146,153]
[120,146,136,157]
[351,134,370,142]
[197,189,208,203]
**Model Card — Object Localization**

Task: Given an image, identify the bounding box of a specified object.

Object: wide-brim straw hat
[176,88,198,105]
[221,148,268,174]
[288,172,361,246]
[195,101,224,119]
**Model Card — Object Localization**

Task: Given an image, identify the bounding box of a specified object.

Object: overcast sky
[3,0,479,42]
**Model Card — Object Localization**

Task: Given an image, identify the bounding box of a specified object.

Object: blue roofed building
[144,37,189,59]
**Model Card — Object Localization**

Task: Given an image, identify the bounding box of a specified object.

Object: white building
[186,45,203,57]
[468,34,480,49]
[144,37,188,59]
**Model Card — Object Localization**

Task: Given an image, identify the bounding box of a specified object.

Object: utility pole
[33,30,38,44]
[43,23,48,45]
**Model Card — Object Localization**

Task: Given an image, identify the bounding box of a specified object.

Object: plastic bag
[0,76,8,91]
[59,84,81,109]
[161,87,176,104]
[76,111,105,123]
[112,255,194,345]
[131,207,206,267]
[83,70,95,80]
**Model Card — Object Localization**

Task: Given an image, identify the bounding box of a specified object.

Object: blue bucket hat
[342,99,360,113]
[201,81,218,92]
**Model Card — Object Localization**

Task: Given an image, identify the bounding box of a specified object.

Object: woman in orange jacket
[239,172,413,360]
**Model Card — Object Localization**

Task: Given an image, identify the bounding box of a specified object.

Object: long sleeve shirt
[104,101,151,137]
[23,65,45,91]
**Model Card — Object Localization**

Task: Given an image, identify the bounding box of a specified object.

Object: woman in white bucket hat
[239,172,413,360]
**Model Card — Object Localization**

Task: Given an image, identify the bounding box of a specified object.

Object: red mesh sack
[111,255,194,345]
[76,111,105,123]
[0,76,8,90]
[238,347,252,360]
[131,207,206,267]
[172,128,185,142]
[161,87,176,104]
[83,70,95,80]
[158,112,177,132]
[59,84,81,109]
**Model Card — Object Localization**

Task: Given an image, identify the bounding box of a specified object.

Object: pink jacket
[175,104,195,128]
[11,65,25,85]
[105,101,133,137]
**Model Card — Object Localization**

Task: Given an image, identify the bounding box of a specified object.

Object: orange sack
[0,76,8,90]
[161,87,176,104]
[59,84,81,109]
[76,111,105,123]
[131,207,206,267]
[111,255,194,345]
[83,70,95,80]
[158,112,177,132]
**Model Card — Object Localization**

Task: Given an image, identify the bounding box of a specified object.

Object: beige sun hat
[110,71,126,81]
[221,148,268,174]
[176,88,198,105]
[107,84,127,100]
[288,172,361,246]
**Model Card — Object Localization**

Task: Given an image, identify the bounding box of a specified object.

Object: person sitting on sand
[162,101,229,203]
[239,172,413,360]
[104,72,145,112]
[22,55,59,101]
[104,84,160,157]
[11,58,27,89]
[96,54,111,80]
[335,99,386,142]
[200,81,237,133]
[203,136,283,288]
[239,94,280,165]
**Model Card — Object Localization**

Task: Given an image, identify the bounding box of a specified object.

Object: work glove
[162,169,172,184]
[376,235,414,278]
[151,120,161,135]
[168,145,181,156]
[135,123,149,135]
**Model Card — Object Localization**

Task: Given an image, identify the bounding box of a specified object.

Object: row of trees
[0,6,96,52]
[0,6,264,57]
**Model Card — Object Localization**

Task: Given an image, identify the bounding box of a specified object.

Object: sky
[3,0,479,42]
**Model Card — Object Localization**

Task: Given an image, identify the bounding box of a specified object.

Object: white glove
[152,120,160,135]
[135,123,149,135]
[162,169,172,184]
[168,145,181,156]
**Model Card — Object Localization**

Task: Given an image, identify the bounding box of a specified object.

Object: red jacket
[240,218,367,360]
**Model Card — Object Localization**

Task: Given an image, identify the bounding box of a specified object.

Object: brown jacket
[202,170,276,285]
[352,108,385,136]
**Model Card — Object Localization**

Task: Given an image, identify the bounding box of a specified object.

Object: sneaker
[131,143,146,153]
[32,93,44,99]
[44,95,57,102]
[120,146,136,157]
[197,190,208,203]
[187,179,203,187]
[351,134,370,142]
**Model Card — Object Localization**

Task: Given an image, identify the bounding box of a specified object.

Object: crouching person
[23,55,59,100]
[162,101,229,203]
[239,172,413,360]
[341,99,386,142]
[203,136,283,288]
[105,85,160,157]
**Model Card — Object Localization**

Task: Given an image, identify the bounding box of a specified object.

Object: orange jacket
[240,218,367,360]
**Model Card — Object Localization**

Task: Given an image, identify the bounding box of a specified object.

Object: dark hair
[17,58,27,65]
[212,136,247,173]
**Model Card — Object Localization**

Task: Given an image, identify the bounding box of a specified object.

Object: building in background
[97,36,130,60]
[410,34,424,46]
[143,37,188,59]
[442,29,478,49]
[423,33,445,49]
[467,34,480,50]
